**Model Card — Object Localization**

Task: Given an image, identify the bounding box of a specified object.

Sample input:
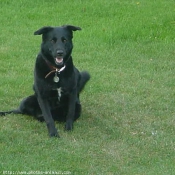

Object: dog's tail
[0,109,22,116]
[79,71,90,92]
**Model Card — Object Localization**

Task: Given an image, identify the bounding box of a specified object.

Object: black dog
[0,25,90,137]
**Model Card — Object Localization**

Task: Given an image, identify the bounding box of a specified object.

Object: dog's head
[34,25,81,67]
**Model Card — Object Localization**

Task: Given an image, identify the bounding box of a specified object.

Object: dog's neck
[40,53,74,79]
[44,59,66,79]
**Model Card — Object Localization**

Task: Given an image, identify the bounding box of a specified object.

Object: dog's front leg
[37,96,59,137]
[65,89,77,131]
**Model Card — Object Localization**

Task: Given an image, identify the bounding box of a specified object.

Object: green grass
[0,0,175,174]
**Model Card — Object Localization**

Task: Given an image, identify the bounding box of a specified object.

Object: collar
[44,60,66,79]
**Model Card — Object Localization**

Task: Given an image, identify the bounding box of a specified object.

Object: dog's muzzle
[55,57,63,65]
[55,50,64,65]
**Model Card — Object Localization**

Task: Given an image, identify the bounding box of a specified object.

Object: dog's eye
[62,37,67,43]
[51,38,57,43]
[51,39,55,43]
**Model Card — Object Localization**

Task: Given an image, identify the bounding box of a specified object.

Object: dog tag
[53,75,59,83]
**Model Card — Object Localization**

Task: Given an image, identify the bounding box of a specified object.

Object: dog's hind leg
[19,95,43,120]
[0,95,43,121]
[74,102,82,121]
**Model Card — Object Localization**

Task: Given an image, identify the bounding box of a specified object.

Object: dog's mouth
[55,57,64,66]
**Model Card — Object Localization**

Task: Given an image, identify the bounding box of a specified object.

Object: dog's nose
[57,50,64,56]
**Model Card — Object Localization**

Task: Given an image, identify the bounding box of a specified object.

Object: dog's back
[79,71,90,92]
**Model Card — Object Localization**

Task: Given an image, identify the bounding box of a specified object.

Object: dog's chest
[56,87,62,101]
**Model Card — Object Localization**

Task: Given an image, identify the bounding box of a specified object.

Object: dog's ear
[34,26,54,35]
[63,25,82,31]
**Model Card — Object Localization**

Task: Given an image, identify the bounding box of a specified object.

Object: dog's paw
[49,131,60,138]
[65,120,73,131]
[49,129,60,138]
[47,123,60,138]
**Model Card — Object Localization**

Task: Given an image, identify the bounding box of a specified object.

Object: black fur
[0,25,90,137]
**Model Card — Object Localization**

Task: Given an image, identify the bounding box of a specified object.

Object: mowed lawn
[0,0,175,174]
